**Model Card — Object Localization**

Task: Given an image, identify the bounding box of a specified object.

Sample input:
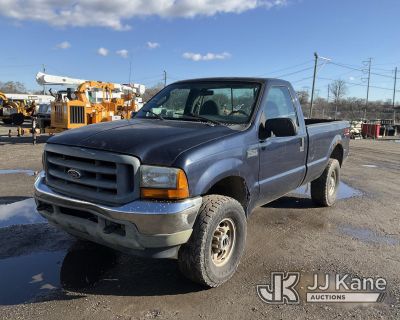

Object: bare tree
[296,90,309,106]
[142,83,164,102]
[329,80,347,104]
[0,81,27,93]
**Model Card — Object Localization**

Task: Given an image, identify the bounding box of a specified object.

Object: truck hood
[47,119,237,165]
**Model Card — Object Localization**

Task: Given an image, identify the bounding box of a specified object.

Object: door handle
[299,137,305,152]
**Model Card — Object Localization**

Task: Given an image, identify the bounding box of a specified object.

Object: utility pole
[42,64,46,95]
[327,84,330,102]
[323,84,329,119]
[163,70,167,87]
[363,58,372,120]
[309,52,318,118]
[128,59,132,84]
[334,85,339,120]
[393,67,397,124]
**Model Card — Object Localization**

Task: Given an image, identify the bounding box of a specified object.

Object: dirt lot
[0,123,400,320]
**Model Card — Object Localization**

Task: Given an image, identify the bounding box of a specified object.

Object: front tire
[311,158,340,207]
[178,195,247,287]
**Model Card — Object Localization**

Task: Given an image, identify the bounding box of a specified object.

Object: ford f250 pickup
[34,78,350,287]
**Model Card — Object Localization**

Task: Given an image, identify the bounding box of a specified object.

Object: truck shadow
[0,135,50,145]
[59,242,205,297]
[262,196,318,209]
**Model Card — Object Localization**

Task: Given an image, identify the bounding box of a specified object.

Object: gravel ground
[0,123,399,319]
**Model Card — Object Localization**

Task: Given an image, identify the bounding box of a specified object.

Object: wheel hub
[328,171,337,195]
[211,218,236,266]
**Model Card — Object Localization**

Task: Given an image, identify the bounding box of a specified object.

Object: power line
[274,66,315,79]
[328,60,394,79]
[291,76,314,83]
[256,60,313,77]
[317,76,397,91]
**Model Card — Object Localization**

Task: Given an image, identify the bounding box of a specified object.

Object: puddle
[0,250,65,305]
[0,169,37,176]
[338,224,400,246]
[0,198,45,228]
[291,182,363,200]
[0,243,117,305]
[362,164,378,168]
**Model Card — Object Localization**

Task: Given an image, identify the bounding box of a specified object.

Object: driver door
[257,86,307,204]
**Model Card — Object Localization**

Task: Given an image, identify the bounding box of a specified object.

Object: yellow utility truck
[36,72,145,132]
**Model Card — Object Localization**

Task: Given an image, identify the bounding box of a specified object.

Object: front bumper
[34,172,202,258]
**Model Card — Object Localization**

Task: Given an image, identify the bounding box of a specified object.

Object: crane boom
[36,72,145,95]
[36,72,87,86]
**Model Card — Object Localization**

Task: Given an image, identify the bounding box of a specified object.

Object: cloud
[55,41,71,49]
[116,49,129,58]
[147,41,160,49]
[349,76,355,81]
[182,52,231,61]
[0,0,287,30]
[97,47,109,56]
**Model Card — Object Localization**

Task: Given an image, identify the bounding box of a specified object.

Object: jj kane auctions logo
[257,272,386,304]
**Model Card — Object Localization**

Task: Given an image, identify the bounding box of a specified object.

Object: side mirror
[261,118,298,139]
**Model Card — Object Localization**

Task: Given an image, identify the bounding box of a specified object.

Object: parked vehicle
[34,78,350,287]
[36,103,52,131]
[0,92,54,125]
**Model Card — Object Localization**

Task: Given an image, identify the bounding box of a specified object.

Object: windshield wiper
[175,112,223,126]
[146,110,164,120]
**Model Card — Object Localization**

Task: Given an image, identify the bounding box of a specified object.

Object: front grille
[53,104,63,123]
[45,144,140,206]
[70,105,85,124]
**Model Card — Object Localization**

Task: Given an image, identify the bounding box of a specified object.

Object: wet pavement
[0,169,37,176]
[0,197,118,306]
[338,224,400,246]
[291,181,363,199]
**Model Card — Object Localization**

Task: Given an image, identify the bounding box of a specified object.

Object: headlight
[140,165,189,200]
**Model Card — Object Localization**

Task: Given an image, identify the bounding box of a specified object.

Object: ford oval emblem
[67,168,82,179]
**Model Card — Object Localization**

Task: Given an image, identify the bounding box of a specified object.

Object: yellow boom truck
[36,72,145,132]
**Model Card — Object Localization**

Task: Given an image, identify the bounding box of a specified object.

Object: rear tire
[311,158,340,207]
[178,195,247,287]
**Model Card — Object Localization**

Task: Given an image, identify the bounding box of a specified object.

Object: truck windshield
[136,81,261,125]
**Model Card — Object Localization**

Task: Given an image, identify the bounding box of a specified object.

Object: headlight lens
[140,165,189,200]
[141,166,179,189]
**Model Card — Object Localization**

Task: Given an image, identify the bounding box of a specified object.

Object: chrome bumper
[34,172,202,258]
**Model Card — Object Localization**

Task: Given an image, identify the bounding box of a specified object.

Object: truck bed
[303,119,350,184]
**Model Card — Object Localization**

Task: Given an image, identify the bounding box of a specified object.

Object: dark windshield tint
[136,81,261,125]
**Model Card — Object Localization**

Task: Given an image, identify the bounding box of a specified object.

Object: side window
[264,86,298,125]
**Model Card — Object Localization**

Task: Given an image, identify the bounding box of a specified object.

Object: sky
[0,0,399,102]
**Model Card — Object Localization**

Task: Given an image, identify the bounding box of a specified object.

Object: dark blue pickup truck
[34,78,349,287]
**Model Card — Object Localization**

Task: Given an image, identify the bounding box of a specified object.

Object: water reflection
[0,250,65,305]
[0,198,45,228]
